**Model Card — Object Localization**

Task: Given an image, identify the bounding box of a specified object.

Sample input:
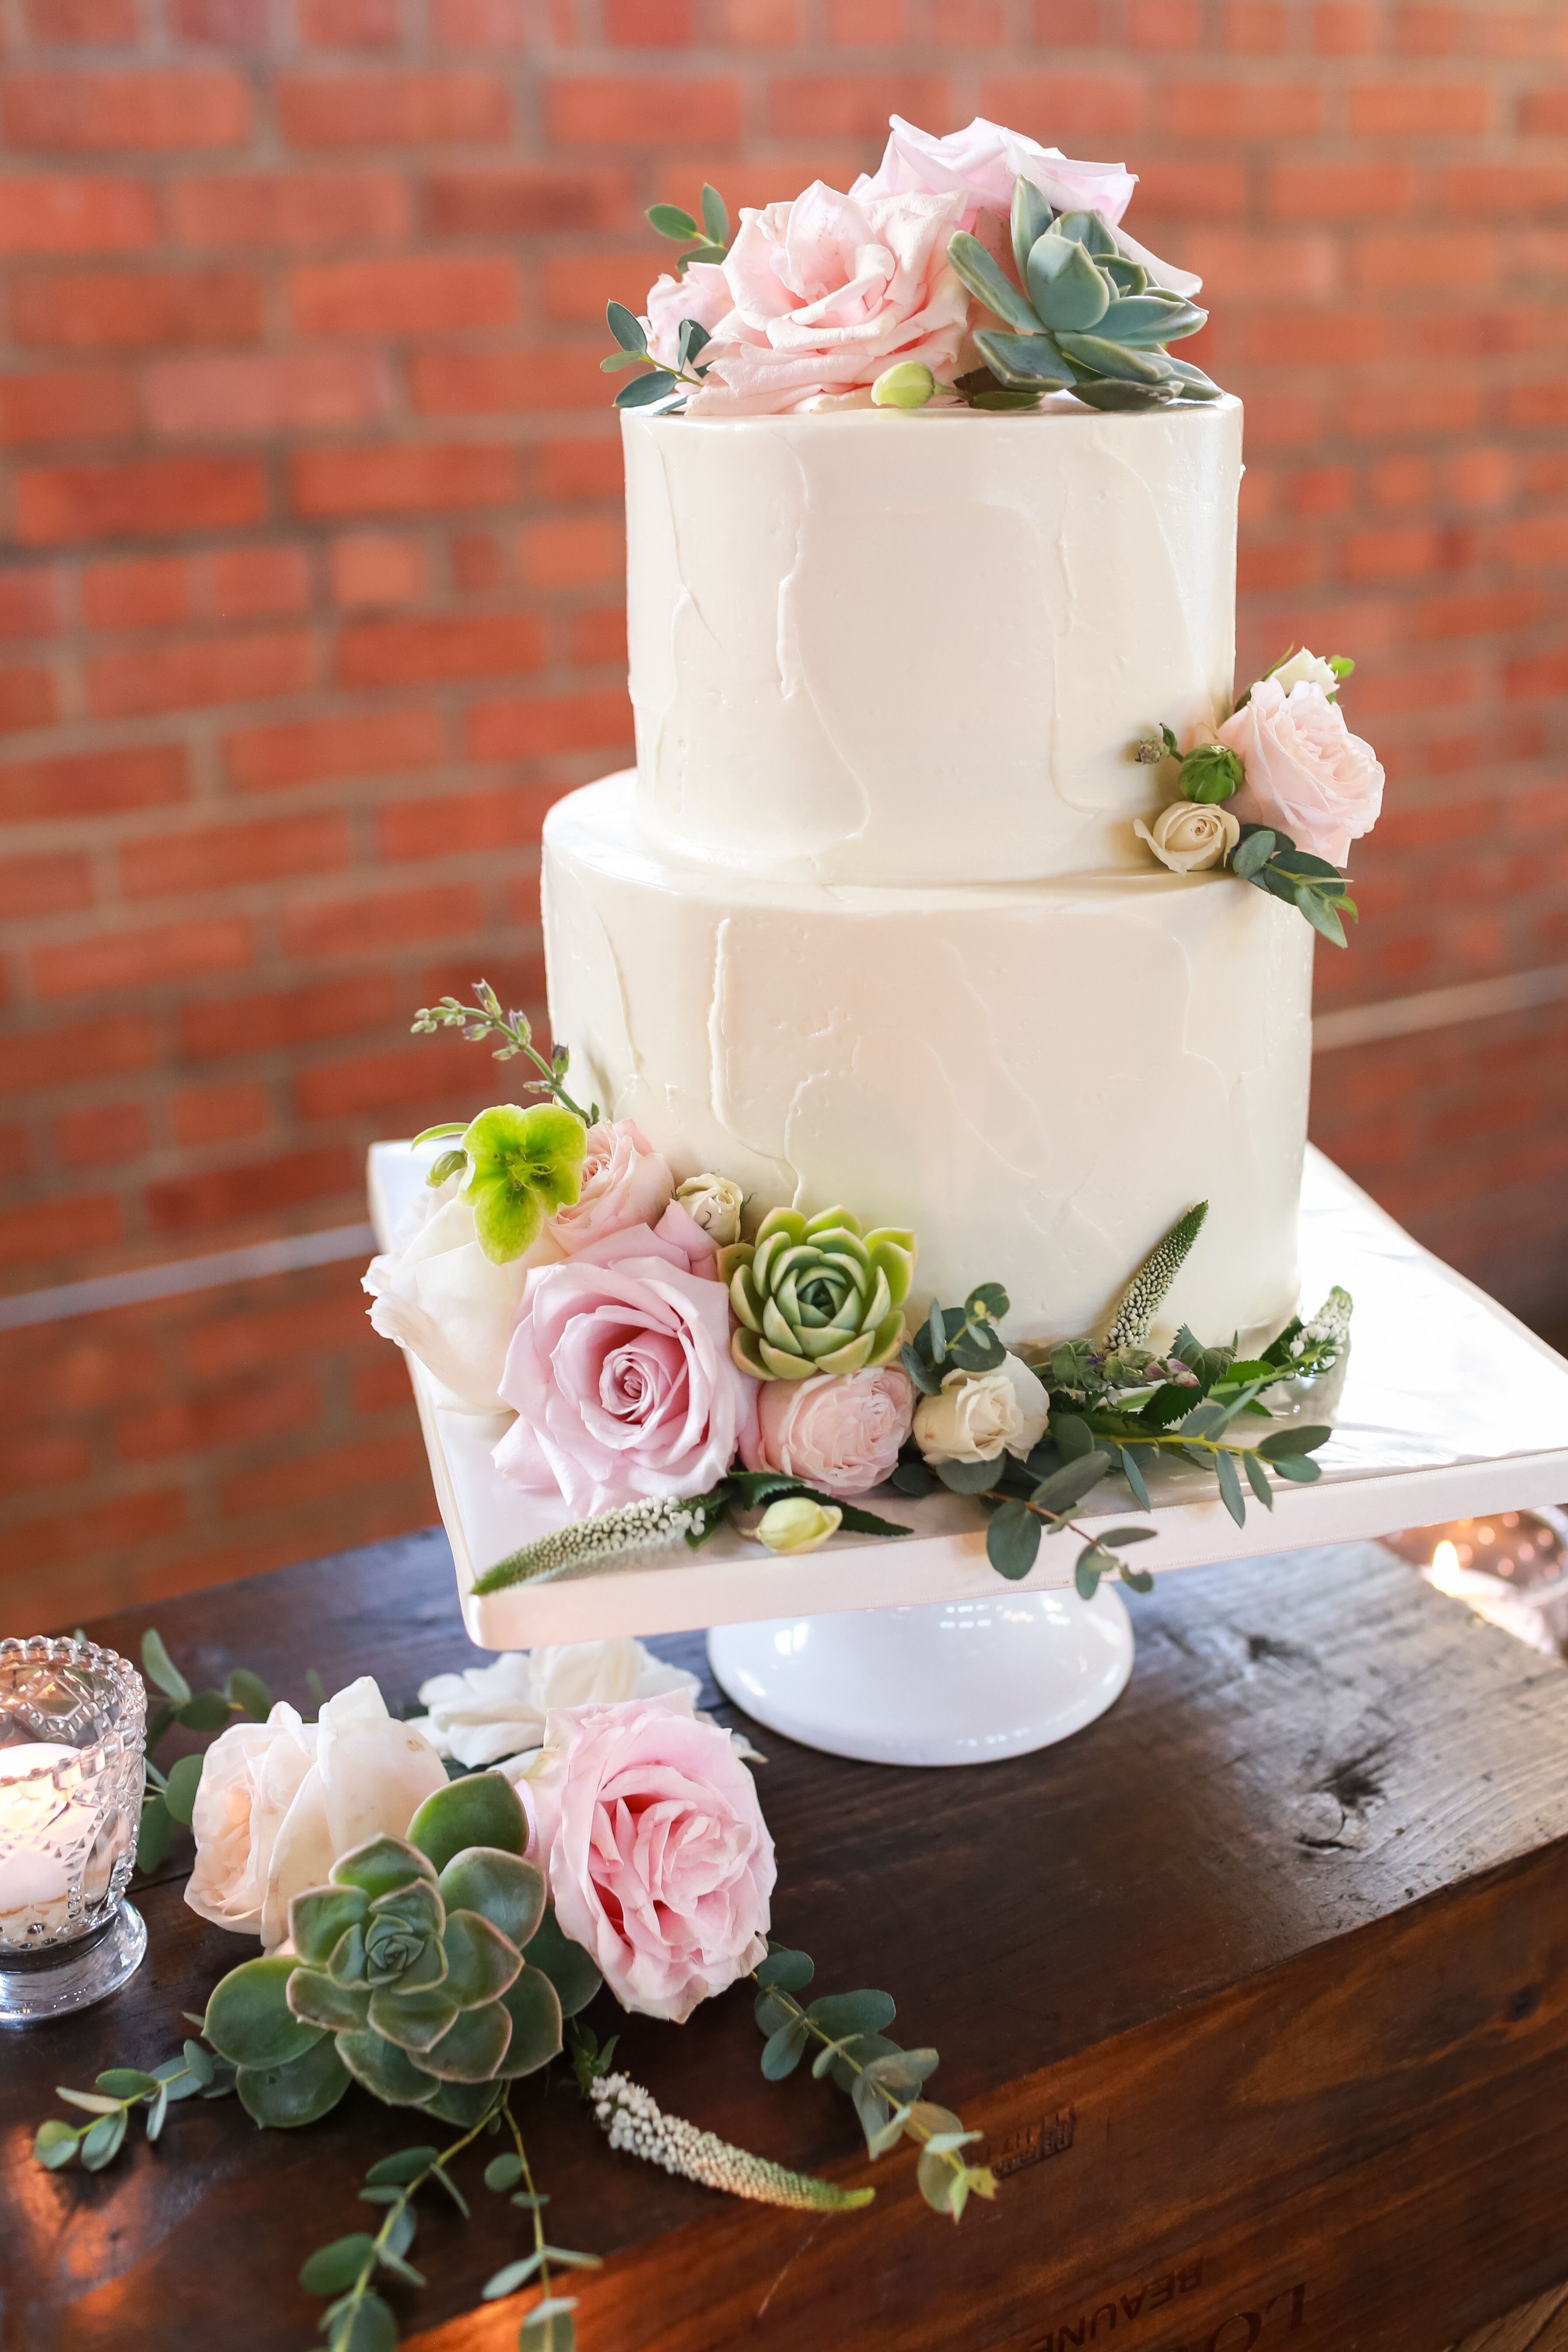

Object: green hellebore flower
[1176,742,1244,805]
[719,1207,916,1382]
[460,1102,588,1265]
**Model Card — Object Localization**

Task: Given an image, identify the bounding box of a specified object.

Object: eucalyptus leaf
[136,1793,172,1875]
[1028,1452,1113,1516]
[80,2111,127,2170]
[56,2087,125,2113]
[158,1750,205,1827]
[1243,1451,1275,1509]
[34,2119,79,2169]
[1269,1455,1322,1484]
[225,1667,273,1721]
[140,1628,190,1704]
[934,1456,1000,1494]
[605,299,647,353]
[700,183,729,245]
[236,2036,351,2130]
[755,1946,815,1992]
[761,2017,809,2079]
[95,2068,159,2100]
[1118,1446,1152,1510]
[615,368,679,411]
[899,1342,941,1397]
[301,2236,376,2296]
[1257,1425,1331,1458]
[1214,1449,1246,1527]
[1295,886,1348,948]
[807,1988,896,2040]
[327,2294,398,2352]
[175,1689,231,1732]
[986,1499,1041,1582]
[1074,1551,1106,1602]
[646,204,696,243]
[484,2151,525,2192]
[1232,829,1276,879]
[367,2146,439,2188]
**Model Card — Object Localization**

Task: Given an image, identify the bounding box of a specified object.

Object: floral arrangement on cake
[35,1622,994,2351]
[361,984,1351,1606]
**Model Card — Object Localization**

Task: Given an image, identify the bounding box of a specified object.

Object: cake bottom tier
[543,773,1314,1351]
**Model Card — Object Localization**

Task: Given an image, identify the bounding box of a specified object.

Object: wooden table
[5,1530,1567,2352]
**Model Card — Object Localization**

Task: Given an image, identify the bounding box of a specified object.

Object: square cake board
[366,1141,1568,1654]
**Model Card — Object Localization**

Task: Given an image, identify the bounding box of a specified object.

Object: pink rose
[493,1204,756,1515]
[742,1365,914,1498]
[528,1689,774,2022]
[1218,676,1385,868]
[851,113,1200,299]
[688,181,970,418]
[641,260,734,372]
[550,1118,674,1256]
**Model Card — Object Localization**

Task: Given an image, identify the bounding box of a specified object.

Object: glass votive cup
[0,1635,147,2025]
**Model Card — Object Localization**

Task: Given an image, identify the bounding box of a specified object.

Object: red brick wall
[3,0,1566,1625]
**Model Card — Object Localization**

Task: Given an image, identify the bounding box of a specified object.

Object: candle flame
[1428,1538,1465,1596]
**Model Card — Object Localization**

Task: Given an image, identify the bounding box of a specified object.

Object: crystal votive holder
[0,1636,147,2025]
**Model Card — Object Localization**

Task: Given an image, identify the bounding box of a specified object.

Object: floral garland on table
[34,1628,991,2352]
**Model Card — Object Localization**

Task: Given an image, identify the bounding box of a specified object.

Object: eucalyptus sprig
[649,182,731,276]
[898,1281,1008,1396]
[137,1625,278,1873]
[412,983,599,1128]
[751,1947,995,2223]
[1232,824,1359,949]
[948,176,1221,414]
[34,2036,234,2172]
[300,2115,491,2352]
[482,2103,602,2352]
[602,184,732,413]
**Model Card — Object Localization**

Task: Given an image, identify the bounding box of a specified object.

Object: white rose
[675,1172,745,1247]
[409,1639,701,1770]
[363,1168,562,1414]
[1266,646,1339,698]
[1218,676,1384,867]
[185,1676,447,1950]
[1134,799,1241,875]
[914,1352,1050,1466]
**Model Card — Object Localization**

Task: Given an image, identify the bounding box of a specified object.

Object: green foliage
[1178,742,1244,804]
[1232,824,1359,948]
[135,1624,282,1875]
[410,982,598,1126]
[749,1943,994,2223]
[899,1278,1009,1396]
[948,187,1222,415]
[596,184,733,411]
[33,2034,233,2172]
[458,1104,589,1267]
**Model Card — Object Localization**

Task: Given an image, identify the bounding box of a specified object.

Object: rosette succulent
[719,1208,916,1382]
[948,176,1222,414]
[202,1773,601,2132]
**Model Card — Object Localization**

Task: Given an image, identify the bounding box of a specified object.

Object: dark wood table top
[6,1529,1568,2352]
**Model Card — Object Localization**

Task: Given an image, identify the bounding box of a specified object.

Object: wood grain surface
[4,1530,1566,2352]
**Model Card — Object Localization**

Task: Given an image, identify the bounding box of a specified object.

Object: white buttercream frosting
[543,774,1312,1352]
[623,398,1242,887]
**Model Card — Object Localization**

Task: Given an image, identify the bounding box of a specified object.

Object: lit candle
[0,1743,84,1944]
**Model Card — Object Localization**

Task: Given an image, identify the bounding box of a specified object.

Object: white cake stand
[368,1143,1568,1768]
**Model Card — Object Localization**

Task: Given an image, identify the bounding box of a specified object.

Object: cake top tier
[624,395,1242,889]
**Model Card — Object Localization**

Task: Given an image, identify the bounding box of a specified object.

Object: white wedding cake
[542,394,1313,1352]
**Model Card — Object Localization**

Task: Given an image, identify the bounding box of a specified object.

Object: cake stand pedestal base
[707,1585,1134,1767]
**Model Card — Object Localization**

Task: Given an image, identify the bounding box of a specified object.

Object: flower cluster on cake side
[364,987,1351,1597]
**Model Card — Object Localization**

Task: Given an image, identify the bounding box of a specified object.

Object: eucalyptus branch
[34,2038,233,2172]
[411,982,598,1126]
[137,1625,279,1872]
[478,2098,599,2352]
[301,2103,499,2350]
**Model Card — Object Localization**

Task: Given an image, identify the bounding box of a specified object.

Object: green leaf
[337,2028,444,2109]
[438,1848,544,1950]
[917,2145,965,2217]
[1071,377,1175,412]
[292,1884,371,1968]
[327,2292,398,2352]
[484,2151,524,2192]
[520,2307,577,2352]
[1097,1526,1156,1545]
[761,2017,809,2079]
[1027,235,1109,331]
[1269,1455,1322,1484]
[807,1988,896,2040]
[523,1904,601,2020]
[863,2047,939,2095]
[1121,1566,1156,1595]
[33,2118,80,2169]
[605,299,647,353]
[1257,1424,1331,1458]
[1053,329,1167,384]
[615,368,678,411]
[161,1751,205,1826]
[1179,1400,1230,1438]
[1118,1446,1152,1510]
[140,1628,190,1703]
[236,2036,352,2130]
[986,1498,1042,1582]
[301,2236,376,2296]
[367,2146,440,2188]
[416,2000,513,2084]
[971,328,1071,390]
[1011,175,1054,281]
[56,2086,126,2113]
[136,1790,172,1875]
[676,316,710,371]
[175,1688,232,1732]
[205,1956,324,2069]
[1028,1452,1113,1516]
[700,183,729,245]
[945,230,1041,335]
[332,1836,437,1904]
[80,2111,127,2171]
[934,1455,1000,1494]
[965,1280,1008,1323]
[1242,1451,1275,1509]
[1074,1550,1105,1602]
[1295,885,1348,948]
[1231,828,1276,880]
[441,1909,523,2009]
[95,2068,159,2100]
[1054,207,1117,256]
[1214,1449,1246,1527]
[225,1667,273,1721]
[646,204,697,243]
[899,1340,941,1396]
[409,1774,529,1873]
[755,1946,815,1992]
[1097,294,1206,346]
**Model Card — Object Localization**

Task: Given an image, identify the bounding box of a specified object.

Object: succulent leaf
[407,1772,529,1874]
[971,329,1070,390]
[438,1849,546,1950]
[416,2001,514,2084]
[287,1967,371,2035]
[290,1884,368,1968]
[337,2027,446,2109]
[945,230,1040,336]
[1011,177,1054,280]
[525,1904,604,2019]
[235,2037,351,2131]
[367,1985,462,2052]
[442,1910,524,2009]
[1027,236,1110,332]
[331,1836,438,1904]
[1096,295,1207,346]
[205,1956,325,2070]
[495,1967,566,2079]
[1054,209,1117,258]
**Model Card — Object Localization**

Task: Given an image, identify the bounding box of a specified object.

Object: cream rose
[410,1639,701,1770]
[674,1171,744,1247]
[1218,677,1384,867]
[1268,647,1340,698]
[550,1118,674,1257]
[185,1676,447,1950]
[742,1363,915,1498]
[1134,800,1241,875]
[363,1168,561,1414]
[913,1353,1049,1467]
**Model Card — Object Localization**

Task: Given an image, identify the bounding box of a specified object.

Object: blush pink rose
[1218,676,1385,868]
[550,1118,674,1256]
[641,260,734,372]
[687,180,970,418]
[528,1688,774,2023]
[851,113,1200,299]
[493,1204,756,1515]
[741,1364,915,1498]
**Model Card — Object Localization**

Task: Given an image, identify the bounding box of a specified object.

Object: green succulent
[947,177,1223,415]
[719,1207,916,1382]
[202,1774,601,2133]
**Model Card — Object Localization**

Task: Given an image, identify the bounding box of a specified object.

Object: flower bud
[676,1171,744,1246]
[1176,742,1244,804]
[753,1497,842,1554]
[871,361,937,410]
